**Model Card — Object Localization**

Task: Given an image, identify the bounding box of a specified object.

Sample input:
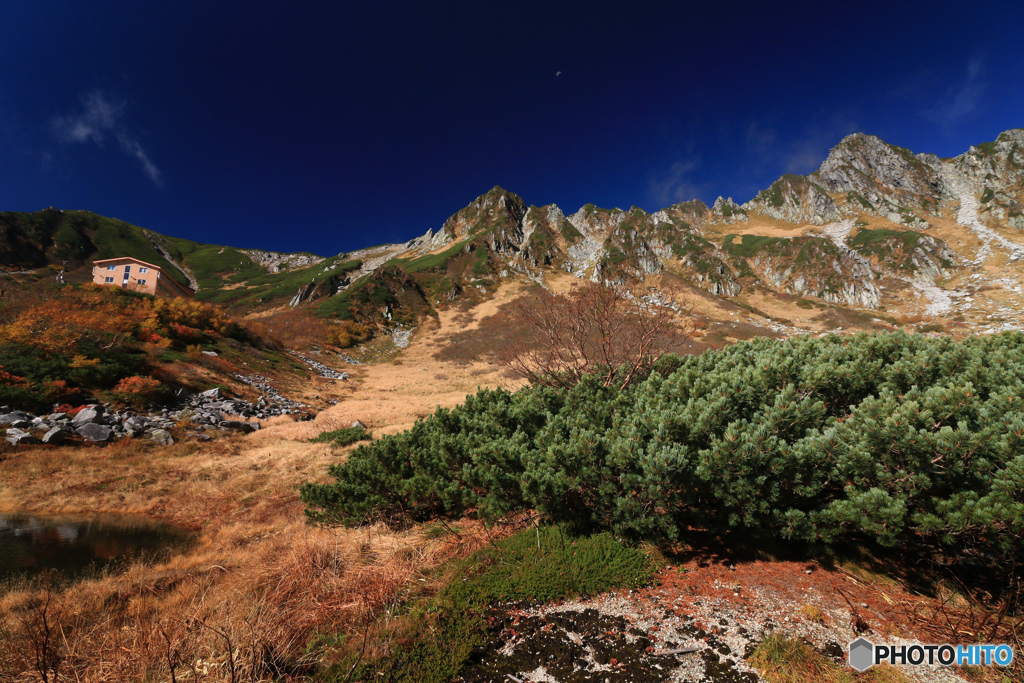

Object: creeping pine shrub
[302,331,1024,565]
[308,426,371,447]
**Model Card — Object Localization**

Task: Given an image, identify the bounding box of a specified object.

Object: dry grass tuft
[748,633,911,683]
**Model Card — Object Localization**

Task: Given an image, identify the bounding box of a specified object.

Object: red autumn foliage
[54,404,86,417]
[0,365,27,387]
[168,323,205,343]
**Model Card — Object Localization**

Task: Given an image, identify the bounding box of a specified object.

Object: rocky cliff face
[741,175,841,225]
[438,186,528,243]
[815,134,948,219]
[951,130,1024,228]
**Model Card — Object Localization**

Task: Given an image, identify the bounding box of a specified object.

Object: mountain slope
[0,208,325,298]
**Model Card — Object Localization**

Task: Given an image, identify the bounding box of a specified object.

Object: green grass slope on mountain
[850,227,954,273]
[160,237,266,291]
[0,209,190,285]
[0,208,348,311]
[93,221,191,284]
[203,254,364,309]
[721,233,857,295]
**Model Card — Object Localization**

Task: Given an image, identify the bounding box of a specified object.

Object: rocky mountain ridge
[314,129,1022,323]
[4,129,1023,334]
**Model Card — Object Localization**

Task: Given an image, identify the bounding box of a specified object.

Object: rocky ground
[457,557,974,683]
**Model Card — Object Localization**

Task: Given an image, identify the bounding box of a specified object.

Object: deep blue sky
[1,1,1022,256]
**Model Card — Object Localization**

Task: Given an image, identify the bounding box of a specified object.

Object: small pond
[0,513,194,581]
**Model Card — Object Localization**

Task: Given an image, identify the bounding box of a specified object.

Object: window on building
[138,279,147,285]
[123,265,131,272]
[107,265,116,271]
[139,267,149,273]
[104,277,114,283]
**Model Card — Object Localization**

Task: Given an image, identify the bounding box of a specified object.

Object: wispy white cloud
[744,117,859,176]
[647,158,703,207]
[745,122,777,159]
[784,133,844,174]
[923,57,986,127]
[52,91,162,185]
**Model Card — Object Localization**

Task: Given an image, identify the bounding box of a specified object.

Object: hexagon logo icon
[849,637,874,672]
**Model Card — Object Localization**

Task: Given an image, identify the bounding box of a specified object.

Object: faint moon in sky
[556,71,561,76]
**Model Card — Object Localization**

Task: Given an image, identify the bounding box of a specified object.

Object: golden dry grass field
[0,298,527,682]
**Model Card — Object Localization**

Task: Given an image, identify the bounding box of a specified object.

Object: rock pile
[231,373,310,414]
[1,404,181,445]
[167,387,268,430]
[293,353,349,380]
[0,385,303,446]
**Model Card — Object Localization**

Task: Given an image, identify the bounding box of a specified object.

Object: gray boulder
[150,429,174,446]
[5,429,40,445]
[42,427,72,444]
[72,407,105,426]
[200,387,221,400]
[76,423,113,442]
[124,417,148,436]
[0,412,31,426]
[220,420,260,433]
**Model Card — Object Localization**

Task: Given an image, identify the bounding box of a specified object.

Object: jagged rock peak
[815,133,946,201]
[712,196,745,215]
[439,186,528,241]
[991,129,1024,145]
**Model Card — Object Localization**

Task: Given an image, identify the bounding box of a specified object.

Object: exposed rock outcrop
[741,175,841,225]
[242,249,324,273]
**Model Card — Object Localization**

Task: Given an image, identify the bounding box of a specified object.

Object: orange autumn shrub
[111,375,164,409]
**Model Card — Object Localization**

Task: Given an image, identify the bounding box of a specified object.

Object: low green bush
[308,426,371,447]
[303,332,1024,566]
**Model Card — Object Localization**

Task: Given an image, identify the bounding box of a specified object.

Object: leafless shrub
[496,281,700,390]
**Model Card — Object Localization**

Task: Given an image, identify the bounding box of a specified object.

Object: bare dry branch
[496,281,699,390]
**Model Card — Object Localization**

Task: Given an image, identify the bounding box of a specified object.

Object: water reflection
[0,513,193,580]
